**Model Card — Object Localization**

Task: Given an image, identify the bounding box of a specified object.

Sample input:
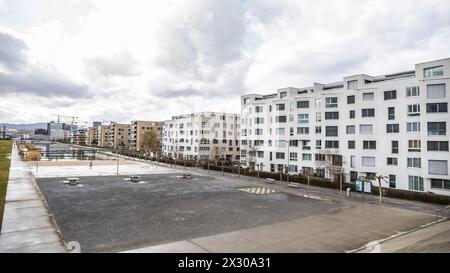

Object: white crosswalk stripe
[238,187,278,195]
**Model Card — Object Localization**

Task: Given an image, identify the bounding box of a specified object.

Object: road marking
[238,187,278,195]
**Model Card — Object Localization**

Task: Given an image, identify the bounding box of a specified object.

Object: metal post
[208,161,210,174]
[222,161,224,176]
[339,173,342,197]
[116,153,119,175]
[184,159,187,170]
[36,159,39,173]
[287,142,290,184]
[307,173,310,198]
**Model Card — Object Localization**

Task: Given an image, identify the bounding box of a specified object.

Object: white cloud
[0,0,450,124]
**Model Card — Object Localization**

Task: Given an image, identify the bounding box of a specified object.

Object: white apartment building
[162,112,240,161]
[241,58,450,195]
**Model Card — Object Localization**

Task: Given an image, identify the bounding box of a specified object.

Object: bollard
[346,188,351,197]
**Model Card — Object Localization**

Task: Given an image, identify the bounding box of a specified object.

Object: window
[349,110,355,119]
[316,140,322,149]
[350,156,356,168]
[384,90,397,100]
[325,112,339,120]
[360,124,373,134]
[316,112,322,122]
[407,158,421,168]
[302,154,312,161]
[428,122,446,136]
[275,152,285,159]
[431,179,450,190]
[406,86,420,97]
[258,151,264,158]
[407,104,420,116]
[426,103,448,113]
[408,140,421,152]
[325,141,339,149]
[325,126,338,137]
[350,171,358,182]
[297,127,309,135]
[347,95,355,104]
[427,84,446,99]
[276,104,285,111]
[389,175,396,188]
[254,140,264,146]
[363,141,376,149]
[325,97,338,108]
[392,141,399,154]
[255,106,263,113]
[290,152,298,161]
[387,158,398,166]
[275,128,285,135]
[280,92,287,98]
[363,92,374,101]
[386,124,399,133]
[275,116,287,123]
[408,176,424,191]
[362,108,375,117]
[348,140,355,149]
[388,107,395,120]
[407,122,420,132]
[346,125,356,134]
[348,80,358,89]
[429,160,448,175]
[297,101,309,108]
[255,117,264,124]
[427,141,449,152]
[298,114,309,124]
[315,126,322,134]
[424,65,443,77]
[362,157,376,167]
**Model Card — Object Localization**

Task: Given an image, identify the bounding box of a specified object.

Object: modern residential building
[99,124,111,147]
[109,123,130,149]
[47,122,72,142]
[162,112,240,161]
[241,58,450,195]
[129,120,164,153]
[87,127,99,146]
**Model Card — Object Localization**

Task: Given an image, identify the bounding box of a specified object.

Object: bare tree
[143,130,159,156]
[315,149,346,196]
[365,173,388,203]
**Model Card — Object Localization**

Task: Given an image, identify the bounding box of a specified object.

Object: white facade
[162,112,240,161]
[241,58,450,195]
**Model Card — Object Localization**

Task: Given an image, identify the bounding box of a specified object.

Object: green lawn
[0,140,12,230]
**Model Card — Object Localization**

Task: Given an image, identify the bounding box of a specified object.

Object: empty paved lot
[36,173,346,252]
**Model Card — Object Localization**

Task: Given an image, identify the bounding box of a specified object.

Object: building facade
[241,58,450,195]
[87,127,99,146]
[129,120,164,153]
[162,112,240,161]
[109,123,130,149]
[99,125,111,147]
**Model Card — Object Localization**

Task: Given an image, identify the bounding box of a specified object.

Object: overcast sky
[0,0,449,125]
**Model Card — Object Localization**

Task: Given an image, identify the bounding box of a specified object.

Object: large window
[427,122,446,136]
[275,128,285,135]
[363,92,374,101]
[424,65,443,77]
[325,126,338,137]
[407,158,421,168]
[407,122,420,132]
[347,95,355,104]
[298,114,309,124]
[429,160,448,175]
[392,141,399,154]
[362,157,375,167]
[407,104,420,116]
[325,111,339,120]
[348,140,355,149]
[386,124,399,133]
[325,141,339,149]
[406,86,420,97]
[297,101,309,108]
[387,158,398,166]
[275,116,287,123]
[427,84,446,99]
[255,129,263,135]
[427,141,449,151]
[384,90,397,100]
[275,152,285,159]
[255,117,264,124]
[388,107,395,120]
[426,103,448,113]
[363,141,376,150]
[325,97,338,108]
[362,108,375,117]
[408,140,421,152]
[408,176,424,191]
[346,125,356,134]
[349,110,355,119]
[360,124,373,134]
[255,106,263,113]
[389,175,396,188]
[297,127,309,135]
[276,104,285,111]
[431,179,450,190]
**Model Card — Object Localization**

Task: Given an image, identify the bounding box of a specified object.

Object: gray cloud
[84,50,140,77]
[152,88,203,98]
[0,28,91,98]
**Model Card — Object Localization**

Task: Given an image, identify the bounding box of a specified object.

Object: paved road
[0,145,66,253]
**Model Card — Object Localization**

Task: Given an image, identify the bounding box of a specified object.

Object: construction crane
[54,115,79,126]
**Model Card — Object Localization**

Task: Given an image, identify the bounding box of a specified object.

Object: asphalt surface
[36,173,346,253]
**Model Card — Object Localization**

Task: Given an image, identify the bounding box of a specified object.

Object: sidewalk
[0,144,66,253]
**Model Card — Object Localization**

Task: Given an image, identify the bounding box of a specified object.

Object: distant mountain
[0,123,47,130]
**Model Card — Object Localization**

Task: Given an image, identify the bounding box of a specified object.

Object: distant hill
[0,123,47,130]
